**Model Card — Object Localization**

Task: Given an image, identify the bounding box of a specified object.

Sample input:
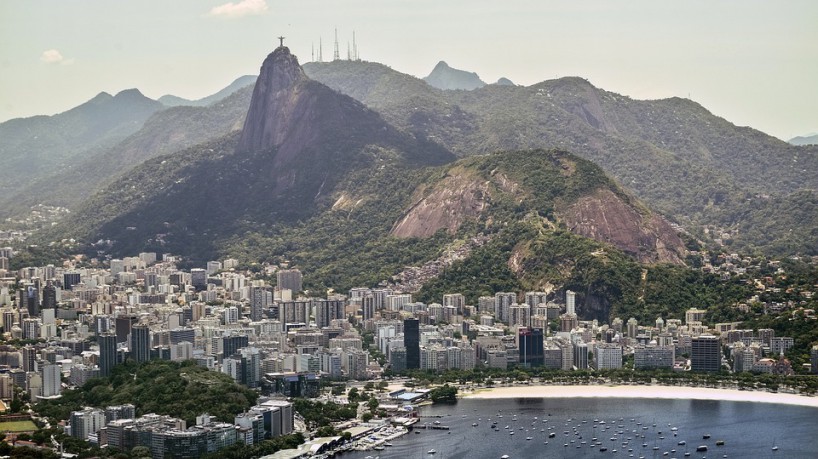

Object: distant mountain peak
[424,60,486,90]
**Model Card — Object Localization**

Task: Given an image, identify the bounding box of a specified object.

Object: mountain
[158,75,256,107]
[302,61,818,256]
[789,133,818,146]
[494,77,515,86]
[44,46,453,256]
[423,61,486,90]
[0,89,163,198]
[0,85,254,217]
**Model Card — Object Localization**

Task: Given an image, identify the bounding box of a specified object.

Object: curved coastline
[462,384,818,408]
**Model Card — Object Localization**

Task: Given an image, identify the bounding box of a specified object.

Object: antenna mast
[333,28,340,61]
[353,31,358,61]
[319,37,323,62]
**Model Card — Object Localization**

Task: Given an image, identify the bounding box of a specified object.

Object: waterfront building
[633,344,674,370]
[595,343,623,370]
[691,334,721,372]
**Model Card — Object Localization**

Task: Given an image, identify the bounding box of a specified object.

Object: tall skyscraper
[404,318,420,370]
[115,315,137,344]
[494,292,516,323]
[42,281,57,311]
[19,284,39,317]
[518,328,544,367]
[99,333,118,377]
[249,286,273,322]
[691,335,721,372]
[130,324,151,363]
[190,268,207,291]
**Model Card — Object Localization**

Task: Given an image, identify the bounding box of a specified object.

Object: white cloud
[40,49,74,65]
[40,49,64,64]
[208,0,268,18]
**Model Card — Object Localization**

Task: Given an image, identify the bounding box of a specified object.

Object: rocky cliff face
[559,189,685,264]
[391,169,489,238]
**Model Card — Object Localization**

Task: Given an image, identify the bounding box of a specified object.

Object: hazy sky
[1,0,816,140]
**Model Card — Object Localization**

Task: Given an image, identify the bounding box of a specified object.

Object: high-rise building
[249,286,273,322]
[314,299,344,328]
[691,335,721,372]
[565,290,576,315]
[276,269,303,293]
[222,334,249,362]
[811,345,818,374]
[42,281,57,311]
[404,318,420,370]
[115,315,137,344]
[130,324,151,363]
[494,292,516,323]
[595,344,623,370]
[63,272,81,291]
[518,328,544,368]
[627,318,639,339]
[508,303,531,328]
[19,284,39,317]
[99,333,118,377]
[442,294,465,314]
[190,268,207,291]
[41,363,62,397]
[69,408,106,440]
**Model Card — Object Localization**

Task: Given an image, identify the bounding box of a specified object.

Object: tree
[362,412,373,422]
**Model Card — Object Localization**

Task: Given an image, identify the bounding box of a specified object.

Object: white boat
[500,455,510,459]
[427,449,437,454]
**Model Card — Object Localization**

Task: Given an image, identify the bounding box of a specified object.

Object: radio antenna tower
[319,37,323,62]
[347,42,351,60]
[353,31,358,61]
[311,43,314,62]
[333,28,340,61]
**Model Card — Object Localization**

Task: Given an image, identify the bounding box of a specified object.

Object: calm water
[339,397,818,459]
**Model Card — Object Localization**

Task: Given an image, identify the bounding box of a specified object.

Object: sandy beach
[463,384,818,408]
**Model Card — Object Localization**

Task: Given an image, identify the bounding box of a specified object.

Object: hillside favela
[1,2,817,459]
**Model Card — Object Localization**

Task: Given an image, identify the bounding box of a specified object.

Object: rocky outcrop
[391,170,489,238]
[559,189,685,264]
[237,46,308,153]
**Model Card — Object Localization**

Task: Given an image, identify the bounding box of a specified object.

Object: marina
[337,397,818,459]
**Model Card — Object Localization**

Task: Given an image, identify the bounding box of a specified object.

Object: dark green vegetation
[35,360,258,426]
[429,384,458,403]
[304,61,818,256]
[292,399,358,429]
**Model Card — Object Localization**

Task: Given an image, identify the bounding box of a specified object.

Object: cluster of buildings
[67,399,293,459]
[0,247,815,458]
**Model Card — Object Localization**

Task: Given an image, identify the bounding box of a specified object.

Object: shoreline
[461,384,818,408]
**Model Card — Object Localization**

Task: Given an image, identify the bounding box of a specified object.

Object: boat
[696,445,708,452]
[428,450,437,455]
[600,447,608,452]
[373,446,385,451]
[526,437,532,441]
[678,441,686,445]
[703,434,711,439]
[716,440,725,446]
[384,442,393,447]
[472,423,478,427]
[500,455,510,459]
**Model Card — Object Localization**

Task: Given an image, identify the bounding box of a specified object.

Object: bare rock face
[391,171,489,238]
[559,189,686,264]
[237,46,308,153]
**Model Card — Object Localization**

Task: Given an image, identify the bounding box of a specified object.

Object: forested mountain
[302,60,818,255]
[0,83,254,216]
[0,89,163,199]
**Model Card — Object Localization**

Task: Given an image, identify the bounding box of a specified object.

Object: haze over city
[1,0,816,141]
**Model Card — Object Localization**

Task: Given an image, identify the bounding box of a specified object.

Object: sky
[1,0,816,140]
